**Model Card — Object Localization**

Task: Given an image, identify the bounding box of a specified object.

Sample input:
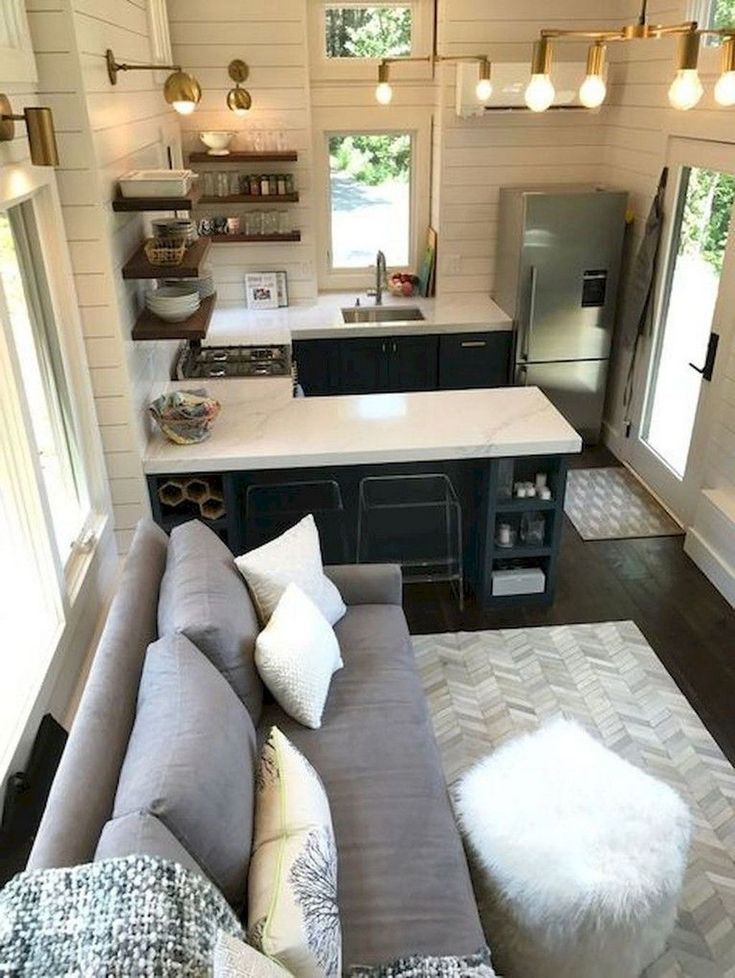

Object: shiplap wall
[432,0,625,295]
[166,0,318,303]
[28,0,179,553]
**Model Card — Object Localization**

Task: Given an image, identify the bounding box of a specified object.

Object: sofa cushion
[94,810,207,883]
[235,515,346,627]
[112,632,257,908]
[158,519,263,722]
[248,726,342,978]
[258,604,484,967]
[255,584,343,730]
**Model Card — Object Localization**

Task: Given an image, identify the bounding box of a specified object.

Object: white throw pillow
[213,931,292,978]
[235,516,346,626]
[255,584,342,729]
[248,727,341,978]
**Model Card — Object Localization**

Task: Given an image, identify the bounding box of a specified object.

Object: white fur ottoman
[456,719,691,978]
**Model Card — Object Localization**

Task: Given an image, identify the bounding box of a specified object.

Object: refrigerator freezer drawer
[516,359,608,444]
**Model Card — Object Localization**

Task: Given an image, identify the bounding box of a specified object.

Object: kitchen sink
[341,306,425,324]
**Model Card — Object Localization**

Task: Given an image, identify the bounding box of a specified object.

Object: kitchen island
[144,382,581,608]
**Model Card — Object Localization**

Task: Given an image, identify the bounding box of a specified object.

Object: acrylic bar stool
[356,473,464,610]
[244,479,348,563]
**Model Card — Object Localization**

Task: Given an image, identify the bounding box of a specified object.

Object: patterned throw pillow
[235,515,346,627]
[255,584,343,729]
[213,931,293,978]
[247,727,341,978]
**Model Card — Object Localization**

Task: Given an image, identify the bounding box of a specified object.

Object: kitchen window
[0,203,89,564]
[327,132,413,270]
[692,0,735,43]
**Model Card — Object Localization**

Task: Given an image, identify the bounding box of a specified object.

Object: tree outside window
[325,6,412,58]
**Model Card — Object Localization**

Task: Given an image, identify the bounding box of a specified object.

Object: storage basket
[144,237,187,267]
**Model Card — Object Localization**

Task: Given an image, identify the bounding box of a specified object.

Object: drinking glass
[229,172,240,196]
[246,211,263,236]
[253,131,265,152]
[262,211,279,235]
[278,211,290,235]
[202,171,216,198]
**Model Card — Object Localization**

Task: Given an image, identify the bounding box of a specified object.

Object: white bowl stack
[164,265,214,301]
[146,284,201,322]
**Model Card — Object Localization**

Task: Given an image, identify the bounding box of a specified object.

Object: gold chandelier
[526,0,735,112]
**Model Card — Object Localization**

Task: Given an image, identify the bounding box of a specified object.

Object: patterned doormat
[413,622,735,978]
[565,466,683,540]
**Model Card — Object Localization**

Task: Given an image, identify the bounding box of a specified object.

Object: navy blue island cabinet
[293,331,511,396]
[147,451,569,611]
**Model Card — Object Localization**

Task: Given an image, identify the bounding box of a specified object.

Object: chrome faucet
[369,250,387,306]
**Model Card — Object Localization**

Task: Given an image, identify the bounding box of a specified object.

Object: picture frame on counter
[245,272,279,310]
[245,270,289,309]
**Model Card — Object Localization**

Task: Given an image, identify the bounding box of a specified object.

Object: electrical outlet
[446,254,461,274]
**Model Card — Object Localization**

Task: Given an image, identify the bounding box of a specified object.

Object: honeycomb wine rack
[158,476,226,522]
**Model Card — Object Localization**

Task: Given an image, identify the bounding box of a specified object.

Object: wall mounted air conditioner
[456,60,594,117]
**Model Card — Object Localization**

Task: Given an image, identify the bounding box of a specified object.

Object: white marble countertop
[144,382,581,474]
[204,292,512,346]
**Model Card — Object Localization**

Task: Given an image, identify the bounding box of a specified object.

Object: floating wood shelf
[132,292,216,341]
[198,193,299,205]
[112,187,202,212]
[495,498,556,513]
[492,545,552,560]
[189,151,298,164]
[208,232,301,243]
[122,236,211,280]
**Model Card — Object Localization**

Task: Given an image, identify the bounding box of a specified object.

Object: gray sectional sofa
[29,518,484,967]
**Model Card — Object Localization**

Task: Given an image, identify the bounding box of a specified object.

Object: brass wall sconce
[375,53,492,105]
[0,94,59,166]
[527,0,735,112]
[106,49,201,115]
[226,59,252,116]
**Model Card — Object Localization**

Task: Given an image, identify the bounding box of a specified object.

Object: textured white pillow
[214,931,292,978]
[255,585,342,729]
[235,516,346,626]
[248,727,341,978]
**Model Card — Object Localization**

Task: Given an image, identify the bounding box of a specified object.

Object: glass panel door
[642,166,734,477]
[625,138,735,525]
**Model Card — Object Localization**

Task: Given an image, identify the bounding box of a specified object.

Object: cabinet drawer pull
[460,340,487,348]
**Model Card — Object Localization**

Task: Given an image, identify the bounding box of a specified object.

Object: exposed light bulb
[579,74,607,109]
[668,69,704,110]
[172,100,197,115]
[715,70,735,106]
[525,74,555,112]
[375,81,394,105]
[475,77,493,102]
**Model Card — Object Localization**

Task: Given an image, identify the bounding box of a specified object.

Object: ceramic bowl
[199,131,236,156]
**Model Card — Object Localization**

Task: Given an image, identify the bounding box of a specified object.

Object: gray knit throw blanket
[0,855,243,976]
[350,947,498,978]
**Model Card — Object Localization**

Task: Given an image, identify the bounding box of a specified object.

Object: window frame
[308,0,433,82]
[0,167,110,595]
[314,109,431,292]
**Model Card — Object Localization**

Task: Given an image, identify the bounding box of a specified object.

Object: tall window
[324,5,413,59]
[695,0,735,43]
[328,132,412,269]
[0,203,88,565]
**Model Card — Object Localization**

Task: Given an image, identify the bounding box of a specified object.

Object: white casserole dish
[118,169,195,198]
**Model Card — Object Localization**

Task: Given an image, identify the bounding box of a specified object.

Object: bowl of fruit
[388,271,421,298]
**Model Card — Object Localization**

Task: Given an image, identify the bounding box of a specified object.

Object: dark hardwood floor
[403,446,735,765]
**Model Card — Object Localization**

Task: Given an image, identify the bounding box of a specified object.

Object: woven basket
[144,237,187,267]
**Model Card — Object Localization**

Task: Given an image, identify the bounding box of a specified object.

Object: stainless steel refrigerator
[494,185,628,443]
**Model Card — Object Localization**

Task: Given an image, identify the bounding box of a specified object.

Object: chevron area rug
[412,622,735,978]
[565,467,683,540]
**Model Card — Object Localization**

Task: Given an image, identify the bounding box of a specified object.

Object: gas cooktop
[175,343,292,380]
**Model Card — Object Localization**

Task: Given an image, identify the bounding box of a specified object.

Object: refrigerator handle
[517,364,528,386]
[521,265,538,362]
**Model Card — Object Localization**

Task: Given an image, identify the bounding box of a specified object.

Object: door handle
[521,266,537,362]
[392,341,397,354]
[517,364,528,387]
[689,332,719,383]
[461,341,487,348]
